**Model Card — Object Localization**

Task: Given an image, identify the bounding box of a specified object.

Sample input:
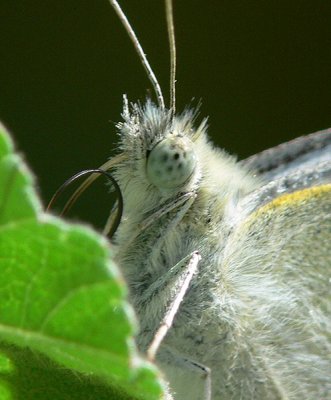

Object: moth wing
[221,183,331,397]
[241,127,331,183]
[235,127,331,221]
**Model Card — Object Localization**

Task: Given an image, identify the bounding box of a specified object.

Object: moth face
[116,100,207,194]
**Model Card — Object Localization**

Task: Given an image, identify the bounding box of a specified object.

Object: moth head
[116,99,207,194]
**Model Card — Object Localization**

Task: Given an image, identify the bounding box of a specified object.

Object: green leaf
[0,123,164,399]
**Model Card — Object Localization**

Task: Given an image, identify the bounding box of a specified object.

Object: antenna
[109,0,165,109]
[165,0,176,117]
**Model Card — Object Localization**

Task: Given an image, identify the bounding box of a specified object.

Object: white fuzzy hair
[111,100,330,400]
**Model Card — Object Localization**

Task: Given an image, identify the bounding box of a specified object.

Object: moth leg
[139,191,196,233]
[161,346,211,400]
[146,251,201,360]
[148,192,197,266]
[116,191,196,260]
[143,249,211,400]
[122,192,196,251]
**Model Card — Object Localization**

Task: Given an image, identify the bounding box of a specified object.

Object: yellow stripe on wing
[256,184,331,215]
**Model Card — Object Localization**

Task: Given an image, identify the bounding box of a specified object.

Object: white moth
[69,1,331,399]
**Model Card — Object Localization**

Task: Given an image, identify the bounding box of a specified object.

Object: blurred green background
[0,0,330,230]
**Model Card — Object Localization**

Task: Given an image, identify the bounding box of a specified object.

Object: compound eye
[146,136,197,189]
